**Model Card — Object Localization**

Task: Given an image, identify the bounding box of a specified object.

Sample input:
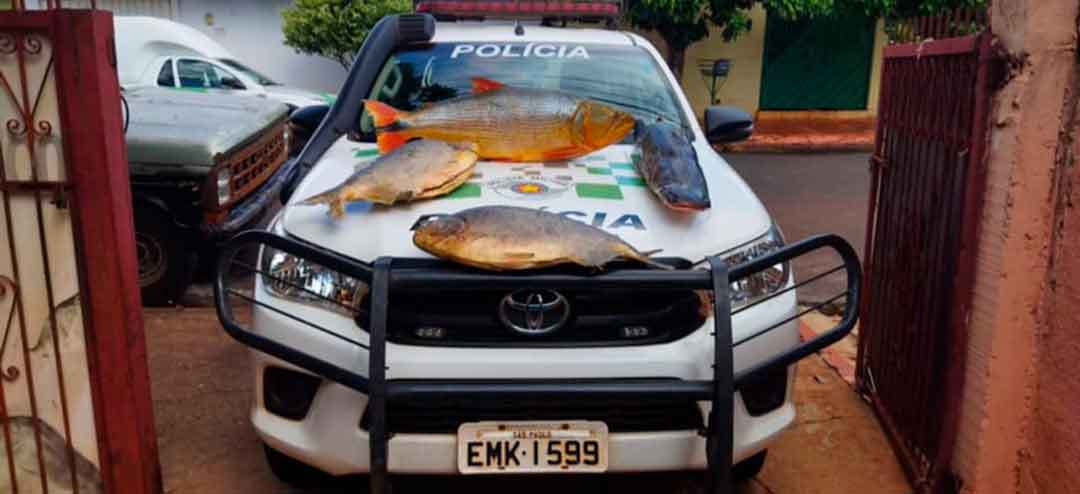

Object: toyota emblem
[498,289,570,336]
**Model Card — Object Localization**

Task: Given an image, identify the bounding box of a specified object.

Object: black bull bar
[213,230,861,493]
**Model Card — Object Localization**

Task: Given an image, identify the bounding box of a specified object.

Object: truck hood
[124,87,288,167]
[282,136,772,262]
[265,85,334,107]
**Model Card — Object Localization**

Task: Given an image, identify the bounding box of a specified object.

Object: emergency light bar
[414,0,622,22]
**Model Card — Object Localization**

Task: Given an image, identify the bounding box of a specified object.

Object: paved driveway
[725,153,870,304]
[146,306,907,494]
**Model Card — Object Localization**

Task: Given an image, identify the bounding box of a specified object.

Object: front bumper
[215,232,861,488]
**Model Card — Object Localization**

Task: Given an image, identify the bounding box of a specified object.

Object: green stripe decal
[353,148,380,158]
[445,182,482,199]
[616,176,647,187]
[575,183,623,200]
[587,167,612,175]
[610,162,635,171]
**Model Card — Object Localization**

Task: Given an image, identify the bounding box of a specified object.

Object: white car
[114,16,331,110]
[243,12,803,489]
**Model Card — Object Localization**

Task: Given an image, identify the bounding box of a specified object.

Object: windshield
[218,58,278,86]
[358,42,686,139]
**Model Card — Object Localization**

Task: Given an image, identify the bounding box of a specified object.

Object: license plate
[457,421,608,474]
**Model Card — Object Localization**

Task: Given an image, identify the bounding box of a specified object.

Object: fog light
[263,366,320,420]
[414,326,447,339]
[620,326,651,339]
[739,366,788,416]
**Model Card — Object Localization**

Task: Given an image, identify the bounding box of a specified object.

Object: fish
[632,121,711,211]
[363,77,636,162]
[413,205,673,271]
[299,139,478,218]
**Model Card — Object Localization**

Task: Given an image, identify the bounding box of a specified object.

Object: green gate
[760,10,876,111]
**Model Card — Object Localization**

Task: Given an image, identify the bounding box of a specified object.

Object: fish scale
[364,78,634,162]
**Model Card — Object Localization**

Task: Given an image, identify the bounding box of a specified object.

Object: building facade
[639,4,886,119]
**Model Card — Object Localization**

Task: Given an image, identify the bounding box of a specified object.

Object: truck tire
[134,209,194,306]
[263,444,337,489]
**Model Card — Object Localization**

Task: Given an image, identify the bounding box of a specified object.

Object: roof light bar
[414,1,622,21]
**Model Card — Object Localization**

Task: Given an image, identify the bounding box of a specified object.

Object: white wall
[174,0,346,93]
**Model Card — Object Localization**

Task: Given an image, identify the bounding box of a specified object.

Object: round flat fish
[299,139,478,218]
[413,205,672,271]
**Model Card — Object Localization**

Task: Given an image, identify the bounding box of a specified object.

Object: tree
[282,0,411,69]
[626,0,985,81]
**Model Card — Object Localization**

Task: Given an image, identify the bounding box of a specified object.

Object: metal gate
[0,5,160,494]
[856,20,997,494]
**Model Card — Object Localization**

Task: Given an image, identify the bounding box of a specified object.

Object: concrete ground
[145,307,908,494]
[726,153,870,303]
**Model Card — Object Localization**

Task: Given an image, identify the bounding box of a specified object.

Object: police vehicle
[213,1,860,490]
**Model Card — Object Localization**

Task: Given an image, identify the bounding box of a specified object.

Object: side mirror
[705,106,753,144]
[289,104,330,136]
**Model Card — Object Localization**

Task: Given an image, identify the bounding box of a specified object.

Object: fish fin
[364,100,404,128]
[540,146,586,161]
[376,131,409,154]
[640,248,663,257]
[503,252,535,259]
[619,246,675,270]
[471,77,506,94]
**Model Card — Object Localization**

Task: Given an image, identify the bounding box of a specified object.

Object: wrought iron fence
[885,6,988,44]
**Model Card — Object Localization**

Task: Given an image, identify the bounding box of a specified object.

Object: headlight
[215,167,232,206]
[722,225,789,309]
[260,247,368,317]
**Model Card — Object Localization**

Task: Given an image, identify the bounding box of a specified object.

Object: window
[359,43,686,137]
[176,59,246,90]
[156,60,175,87]
[218,58,278,86]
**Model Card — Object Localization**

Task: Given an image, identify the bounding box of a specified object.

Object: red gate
[0,6,161,494]
[857,25,998,494]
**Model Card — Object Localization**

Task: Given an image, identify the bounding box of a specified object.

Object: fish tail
[300,187,347,218]
[299,187,339,207]
[363,100,405,128]
[376,131,409,154]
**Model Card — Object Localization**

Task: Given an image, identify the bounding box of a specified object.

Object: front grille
[361,387,704,433]
[205,120,287,209]
[358,260,707,347]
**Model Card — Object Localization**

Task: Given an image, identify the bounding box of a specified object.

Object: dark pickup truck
[124,87,292,305]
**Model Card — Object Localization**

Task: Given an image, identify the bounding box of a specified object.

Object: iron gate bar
[214,231,861,494]
[857,30,994,493]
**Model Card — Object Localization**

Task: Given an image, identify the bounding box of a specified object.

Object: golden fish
[299,139,478,218]
[413,206,672,271]
[364,78,636,162]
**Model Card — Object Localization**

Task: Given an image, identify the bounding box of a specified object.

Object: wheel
[133,209,194,306]
[732,450,768,482]
[263,444,337,489]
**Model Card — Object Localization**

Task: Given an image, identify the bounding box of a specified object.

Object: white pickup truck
[215,6,857,492]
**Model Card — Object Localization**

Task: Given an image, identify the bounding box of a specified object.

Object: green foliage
[282,0,411,69]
